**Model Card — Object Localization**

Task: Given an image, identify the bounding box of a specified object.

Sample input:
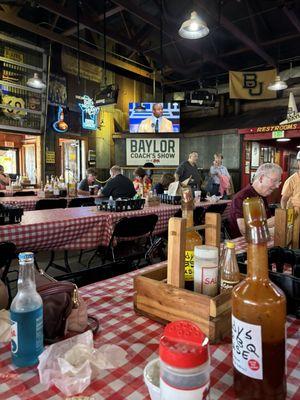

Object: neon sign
[52,105,68,133]
[78,95,99,130]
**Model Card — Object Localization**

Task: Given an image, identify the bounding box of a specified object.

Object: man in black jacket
[98,165,136,199]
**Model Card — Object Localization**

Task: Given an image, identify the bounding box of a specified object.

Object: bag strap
[88,315,100,334]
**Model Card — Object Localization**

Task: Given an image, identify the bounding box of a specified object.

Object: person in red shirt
[133,167,152,197]
[228,163,282,238]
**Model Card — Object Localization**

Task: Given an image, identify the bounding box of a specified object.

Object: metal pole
[42,43,51,182]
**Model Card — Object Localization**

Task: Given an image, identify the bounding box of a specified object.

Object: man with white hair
[98,165,136,199]
[228,163,282,238]
[281,151,300,209]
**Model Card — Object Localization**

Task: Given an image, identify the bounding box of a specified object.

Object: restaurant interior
[0,1,299,399]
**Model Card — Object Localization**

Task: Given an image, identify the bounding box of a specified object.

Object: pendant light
[26,73,46,89]
[179,11,209,39]
[267,75,287,91]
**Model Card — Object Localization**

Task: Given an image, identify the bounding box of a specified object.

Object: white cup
[194,190,201,200]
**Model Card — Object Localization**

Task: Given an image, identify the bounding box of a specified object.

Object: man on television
[138,103,174,133]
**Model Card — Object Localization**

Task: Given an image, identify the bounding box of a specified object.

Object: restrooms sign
[126,138,180,166]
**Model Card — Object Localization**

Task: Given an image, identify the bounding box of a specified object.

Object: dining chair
[35,198,69,273]
[0,241,17,303]
[68,197,95,207]
[87,214,158,268]
[0,192,5,197]
[35,198,68,210]
[13,191,35,196]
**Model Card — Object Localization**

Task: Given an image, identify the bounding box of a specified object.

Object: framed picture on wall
[251,142,260,168]
[250,171,256,182]
[245,142,251,161]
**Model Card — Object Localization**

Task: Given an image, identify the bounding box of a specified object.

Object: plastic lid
[194,245,218,259]
[18,252,34,262]
[159,320,209,368]
[226,241,235,249]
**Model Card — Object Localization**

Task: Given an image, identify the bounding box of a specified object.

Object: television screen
[129,102,180,133]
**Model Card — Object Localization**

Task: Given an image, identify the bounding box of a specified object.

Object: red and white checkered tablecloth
[0,196,38,211]
[0,263,299,400]
[0,201,231,253]
[0,189,38,197]
[0,205,181,252]
[0,196,98,212]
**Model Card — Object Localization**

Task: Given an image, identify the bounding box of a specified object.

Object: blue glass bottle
[10,252,43,367]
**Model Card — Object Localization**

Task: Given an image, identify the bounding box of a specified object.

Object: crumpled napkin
[38,330,127,396]
[0,309,11,342]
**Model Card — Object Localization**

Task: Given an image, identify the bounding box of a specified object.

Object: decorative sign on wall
[126,138,180,166]
[229,69,277,100]
[48,74,67,106]
[78,95,99,130]
[2,95,26,119]
[52,105,68,133]
[46,151,55,164]
[61,48,102,83]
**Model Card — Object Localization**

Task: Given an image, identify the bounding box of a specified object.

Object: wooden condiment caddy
[134,213,232,343]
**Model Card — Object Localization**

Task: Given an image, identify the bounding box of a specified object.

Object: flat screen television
[129,102,180,133]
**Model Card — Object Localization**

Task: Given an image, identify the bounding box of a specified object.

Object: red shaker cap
[159,320,209,369]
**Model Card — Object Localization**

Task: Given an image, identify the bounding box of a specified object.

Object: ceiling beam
[0,9,154,80]
[36,0,165,63]
[283,6,300,33]
[194,0,275,66]
[50,0,66,31]
[36,0,193,76]
[63,5,124,36]
[221,32,300,59]
[128,25,154,59]
[110,0,229,71]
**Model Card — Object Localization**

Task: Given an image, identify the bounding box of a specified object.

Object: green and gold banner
[229,69,277,100]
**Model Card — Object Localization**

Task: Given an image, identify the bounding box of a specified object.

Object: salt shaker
[159,320,210,400]
[194,245,219,296]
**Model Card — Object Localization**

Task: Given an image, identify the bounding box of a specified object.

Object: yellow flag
[229,70,277,100]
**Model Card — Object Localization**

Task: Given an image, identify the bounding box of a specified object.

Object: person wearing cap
[281,151,300,209]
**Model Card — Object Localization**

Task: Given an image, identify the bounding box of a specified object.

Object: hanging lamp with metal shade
[267,75,288,91]
[179,11,209,39]
[26,73,46,89]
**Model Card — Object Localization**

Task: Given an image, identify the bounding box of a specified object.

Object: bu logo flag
[229,69,277,100]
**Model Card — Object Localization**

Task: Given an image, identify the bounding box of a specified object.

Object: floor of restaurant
[8,247,162,298]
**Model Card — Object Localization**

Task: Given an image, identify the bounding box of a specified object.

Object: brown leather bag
[36,270,96,343]
[0,280,8,310]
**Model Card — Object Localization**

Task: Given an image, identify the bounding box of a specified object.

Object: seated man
[228,163,282,239]
[78,168,101,196]
[98,165,136,199]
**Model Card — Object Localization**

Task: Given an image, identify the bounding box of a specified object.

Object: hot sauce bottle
[232,197,286,400]
[181,189,202,291]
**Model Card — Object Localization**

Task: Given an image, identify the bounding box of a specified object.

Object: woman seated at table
[133,167,152,197]
[153,173,175,195]
[0,165,10,190]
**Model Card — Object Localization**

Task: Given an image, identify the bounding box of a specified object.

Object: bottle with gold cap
[220,241,240,293]
[232,197,286,400]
